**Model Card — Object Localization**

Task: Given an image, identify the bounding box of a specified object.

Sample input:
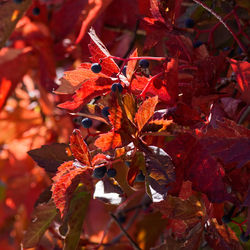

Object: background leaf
[22,199,57,248]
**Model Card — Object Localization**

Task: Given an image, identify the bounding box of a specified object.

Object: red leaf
[70,129,91,166]
[91,153,108,166]
[229,59,250,104]
[126,49,138,81]
[0,78,11,111]
[0,47,36,110]
[94,131,122,152]
[51,161,93,218]
[230,59,249,92]
[88,28,120,76]
[55,63,107,94]
[135,96,158,132]
[75,0,113,44]
[58,77,113,110]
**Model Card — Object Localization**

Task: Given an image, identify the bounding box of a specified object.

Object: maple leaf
[70,129,92,167]
[51,161,93,218]
[28,143,74,173]
[135,96,158,132]
[94,131,122,152]
[229,59,250,104]
[88,27,120,76]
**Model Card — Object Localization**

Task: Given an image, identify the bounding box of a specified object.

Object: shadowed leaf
[28,143,74,173]
[22,200,57,248]
[64,186,91,250]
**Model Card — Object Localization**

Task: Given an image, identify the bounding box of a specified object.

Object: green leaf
[64,185,91,250]
[22,200,57,248]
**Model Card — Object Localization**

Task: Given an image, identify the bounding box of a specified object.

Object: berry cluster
[93,166,117,179]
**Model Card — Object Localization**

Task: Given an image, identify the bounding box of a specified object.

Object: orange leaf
[51,161,93,218]
[126,48,138,81]
[94,131,122,152]
[58,77,112,110]
[149,118,172,131]
[109,100,122,131]
[135,96,158,132]
[70,129,91,166]
[55,64,107,94]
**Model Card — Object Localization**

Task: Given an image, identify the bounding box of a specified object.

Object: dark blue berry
[111,83,123,93]
[32,7,40,16]
[81,118,92,128]
[13,0,23,3]
[139,59,149,68]
[240,232,250,242]
[107,168,117,178]
[122,66,127,76]
[237,47,243,54]
[135,170,145,182]
[93,166,107,179]
[117,213,126,224]
[222,215,231,224]
[91,63,102,73]
[125,161,131,167]
[101,107,110,117]
[185,18,195,28]
[194,41,203,48]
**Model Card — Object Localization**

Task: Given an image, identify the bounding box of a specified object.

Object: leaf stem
[110,213,141,250]
[192,0,247,53]
[139,72,164,99]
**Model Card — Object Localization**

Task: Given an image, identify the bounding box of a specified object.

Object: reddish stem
[192,0,247,53]
[139,72,164,99]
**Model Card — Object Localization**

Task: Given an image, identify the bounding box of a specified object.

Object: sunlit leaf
[135,96,158,132]
[70,129,91,167]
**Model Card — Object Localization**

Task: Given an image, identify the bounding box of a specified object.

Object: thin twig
[192,0,247,53]
[110,213,141,250]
